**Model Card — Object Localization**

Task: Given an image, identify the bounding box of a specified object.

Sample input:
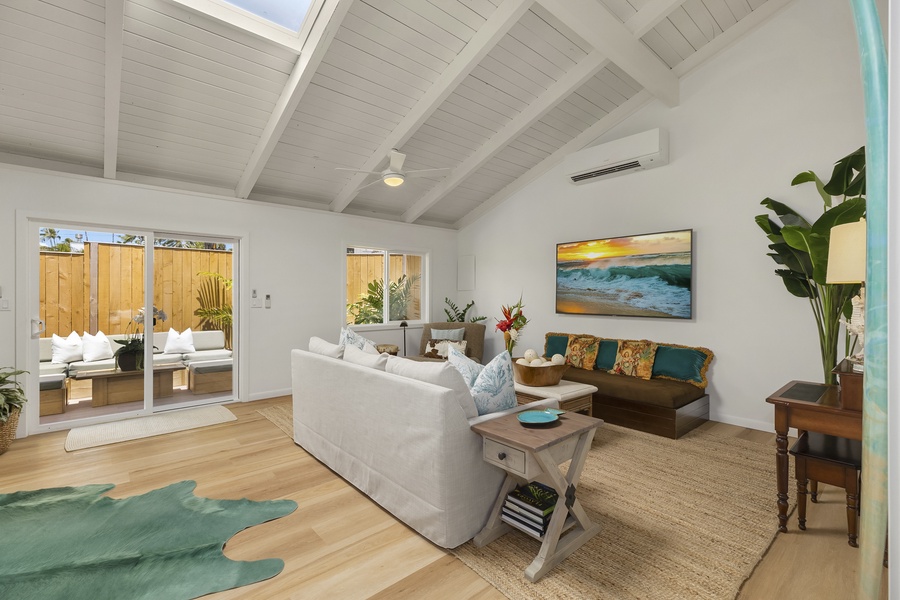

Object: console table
[766,380,862,532]
[471,411,603,582]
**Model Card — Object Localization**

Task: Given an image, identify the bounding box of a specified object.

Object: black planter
[117,352,139,372]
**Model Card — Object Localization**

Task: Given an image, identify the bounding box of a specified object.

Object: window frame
[344,245,429,330]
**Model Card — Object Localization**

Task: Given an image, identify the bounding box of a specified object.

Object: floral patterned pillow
[565,336,599,370]
[448,347,516,415]
[610,340,658,380]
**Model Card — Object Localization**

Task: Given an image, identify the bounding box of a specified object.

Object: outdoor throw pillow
[339,327,377,351]
[610,339,658,379]
[51,332,83,364]
[308,336,343,359]
[430,328,465,341]
[81,331,114,362]
[448,347,516,416]
[164,328,195,354]
[566,336,599,370]
[343,343,388,370]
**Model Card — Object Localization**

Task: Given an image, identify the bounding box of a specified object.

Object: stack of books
[500,482,558,537]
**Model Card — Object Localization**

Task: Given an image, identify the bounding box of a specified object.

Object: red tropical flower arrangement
[496,296,528,354]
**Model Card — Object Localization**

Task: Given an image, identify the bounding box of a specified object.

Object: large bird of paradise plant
[755,147,866,384]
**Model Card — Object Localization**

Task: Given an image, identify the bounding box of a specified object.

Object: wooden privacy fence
[40,243,232,338]
[345,253,422,323]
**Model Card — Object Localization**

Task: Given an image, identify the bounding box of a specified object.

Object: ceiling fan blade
[356,178,385,191]
[406,168,451,178]
[389,149,405,172]
[335,167,382,174]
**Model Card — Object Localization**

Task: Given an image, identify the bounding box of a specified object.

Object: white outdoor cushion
[81,331,114,362]
[164,328,195,354]
[339,327,377,350]
[309,336,343,359]
[343,343,388,370]
[386,356,477,418]
[449,347,517,416]
[51,332,83,364]
[431,328,465,341]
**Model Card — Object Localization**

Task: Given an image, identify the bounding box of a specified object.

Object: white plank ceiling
[0,0,793,228]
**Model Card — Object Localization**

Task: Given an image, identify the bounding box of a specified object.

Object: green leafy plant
[0,367,28,424]
[113,321,154,370]
[347,274,420,324]
[755,147,866,383]
[195,272,233,349]
[444,298,486,323]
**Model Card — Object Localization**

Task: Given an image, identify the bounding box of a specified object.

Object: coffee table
[471,410,603,582]
[515,380,597,416]
[74,365,185,407]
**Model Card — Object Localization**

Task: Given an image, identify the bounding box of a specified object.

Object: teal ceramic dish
[517,410,559,424]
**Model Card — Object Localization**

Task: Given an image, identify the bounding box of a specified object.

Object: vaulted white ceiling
[1,0,792,228]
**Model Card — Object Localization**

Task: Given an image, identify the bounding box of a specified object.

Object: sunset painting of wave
[556,229,693,318]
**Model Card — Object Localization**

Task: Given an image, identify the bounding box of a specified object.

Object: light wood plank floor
[0,397,887,599]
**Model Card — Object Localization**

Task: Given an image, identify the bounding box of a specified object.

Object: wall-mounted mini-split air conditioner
[564,128,669,184]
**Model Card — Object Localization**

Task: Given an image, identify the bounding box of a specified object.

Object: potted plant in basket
[0,367,28,455]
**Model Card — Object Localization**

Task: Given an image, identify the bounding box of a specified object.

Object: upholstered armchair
[414,322,486,364]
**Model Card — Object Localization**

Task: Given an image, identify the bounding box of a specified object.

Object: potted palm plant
[0,367,28,455]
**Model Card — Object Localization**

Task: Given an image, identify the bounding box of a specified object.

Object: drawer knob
[498,452,507,460]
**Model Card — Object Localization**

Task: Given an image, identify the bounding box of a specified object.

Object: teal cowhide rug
[0,480,297,599]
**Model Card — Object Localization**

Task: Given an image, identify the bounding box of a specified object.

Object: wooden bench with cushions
[544,333,713,439]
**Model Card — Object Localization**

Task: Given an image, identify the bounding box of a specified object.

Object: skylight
[223,0,312,32]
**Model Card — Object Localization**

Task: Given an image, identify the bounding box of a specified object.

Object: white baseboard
[248,388,291,402]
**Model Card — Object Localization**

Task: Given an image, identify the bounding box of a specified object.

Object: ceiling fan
[336,149,450,189]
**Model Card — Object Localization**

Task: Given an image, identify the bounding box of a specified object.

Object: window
[346,247,424,325]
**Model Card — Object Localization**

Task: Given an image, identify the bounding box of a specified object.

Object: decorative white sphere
[551,354,566,365]
[516,358,530,366]
[523,349,539,362]
[530,358,544,366]
[540,361,554,367]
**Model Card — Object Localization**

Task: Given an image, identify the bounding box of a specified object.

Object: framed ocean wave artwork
[556,229,693,319]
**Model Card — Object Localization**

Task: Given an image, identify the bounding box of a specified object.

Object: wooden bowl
[511,360,569,386]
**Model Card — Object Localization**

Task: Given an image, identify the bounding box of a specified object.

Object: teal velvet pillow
[651,345,713,388]
[594,340,619,371]
[545,334,569,358]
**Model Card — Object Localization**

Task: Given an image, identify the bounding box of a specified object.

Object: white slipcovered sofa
[291,347,557,548]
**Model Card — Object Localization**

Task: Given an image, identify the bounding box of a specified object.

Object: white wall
[0,166,457,433]
[457,0,872,431]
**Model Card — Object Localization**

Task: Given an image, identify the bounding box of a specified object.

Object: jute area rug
[65,405,236,451]
[258,406,788,599]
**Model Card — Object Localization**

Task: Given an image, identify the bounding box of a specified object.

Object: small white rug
[65,406,237,451]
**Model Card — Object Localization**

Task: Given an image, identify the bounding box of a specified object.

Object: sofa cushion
[595,339,619,370]
[448,348,516,416]
[430,328,465,341]
[189,359,232,374]
[68,352,184,375]
[182,349,232,363]
[343,343,388,370]
[81,331,114,362]
[386,356,477,419]
[610,340,658,379]
[190,330,226,352]
[40,362,67,377]
[51,332,83,364]
[340,327,377,351]
[544,334,569,358]
[39,373,66,391]
[563,368,705,409]
[309,336,343,359]
[652,344,714,388]
[164,328,196,354]
[566,336,599,370]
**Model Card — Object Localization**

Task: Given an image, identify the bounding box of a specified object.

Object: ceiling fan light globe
[382,173,405,187]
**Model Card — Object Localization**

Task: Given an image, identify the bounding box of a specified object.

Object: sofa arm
[467,398,559,428]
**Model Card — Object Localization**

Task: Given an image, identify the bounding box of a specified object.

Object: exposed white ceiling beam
[625,0,687,37]
[538,0,679,107]
[673,0,794,78]
[235,0,351,199]
[402,51,609,224]
[103,0,125,180]
[455,89,653,230]
[328,0,533,214]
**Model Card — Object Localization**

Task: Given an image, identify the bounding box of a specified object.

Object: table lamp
[826,218,866,368]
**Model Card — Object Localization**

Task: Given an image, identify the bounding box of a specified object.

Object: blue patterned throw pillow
[339,327,376,351]
[449,347,517,416]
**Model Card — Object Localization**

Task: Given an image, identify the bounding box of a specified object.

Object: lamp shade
[826,218,866,283]
[382,172,404,187]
